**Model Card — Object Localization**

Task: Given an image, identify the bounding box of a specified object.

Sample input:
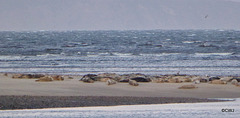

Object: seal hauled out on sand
[210,80,227,84]
[12,74,45,79]
[193,80,200,84]
[231,79,238,85]
[178,85,197,89]
[235,82,240,87]
[80,77,94,83]
[4,73,8,76]
[129,80,139,86]
[106,79,117,85]
[209,77,221,81]
[52,75,64,81]
[80,74,97,83]
[35,76,53,82]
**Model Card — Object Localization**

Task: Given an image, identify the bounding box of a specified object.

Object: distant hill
[0,0,240,31]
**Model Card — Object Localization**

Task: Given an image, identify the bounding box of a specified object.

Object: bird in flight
[205,15,208,18]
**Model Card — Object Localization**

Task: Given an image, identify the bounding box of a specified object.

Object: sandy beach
[0,73,240,109]
[0,74,240,98]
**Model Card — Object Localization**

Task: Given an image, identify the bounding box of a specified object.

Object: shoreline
[1,72,240,78]
[0,73,240,110]
[0,95,229,110]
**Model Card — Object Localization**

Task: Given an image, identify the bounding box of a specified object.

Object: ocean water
[0,98,239,118]
[0,30,240,76]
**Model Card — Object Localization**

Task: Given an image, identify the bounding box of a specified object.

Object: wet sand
[0,96,224,110]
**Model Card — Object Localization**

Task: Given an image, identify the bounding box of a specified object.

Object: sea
[0,29,240,76]
[0,98,239,118]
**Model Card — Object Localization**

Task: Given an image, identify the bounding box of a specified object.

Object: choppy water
[0,98,239,118]
[0,30,240,76]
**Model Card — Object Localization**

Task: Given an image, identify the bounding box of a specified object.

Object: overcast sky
[0,0,240,31]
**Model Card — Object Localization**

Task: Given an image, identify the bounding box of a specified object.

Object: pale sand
[0,74,240,98]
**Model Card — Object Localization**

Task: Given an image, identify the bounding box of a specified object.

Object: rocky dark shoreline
[0,96,228,110]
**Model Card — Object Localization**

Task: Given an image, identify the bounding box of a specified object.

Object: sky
[0,0,240,31]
